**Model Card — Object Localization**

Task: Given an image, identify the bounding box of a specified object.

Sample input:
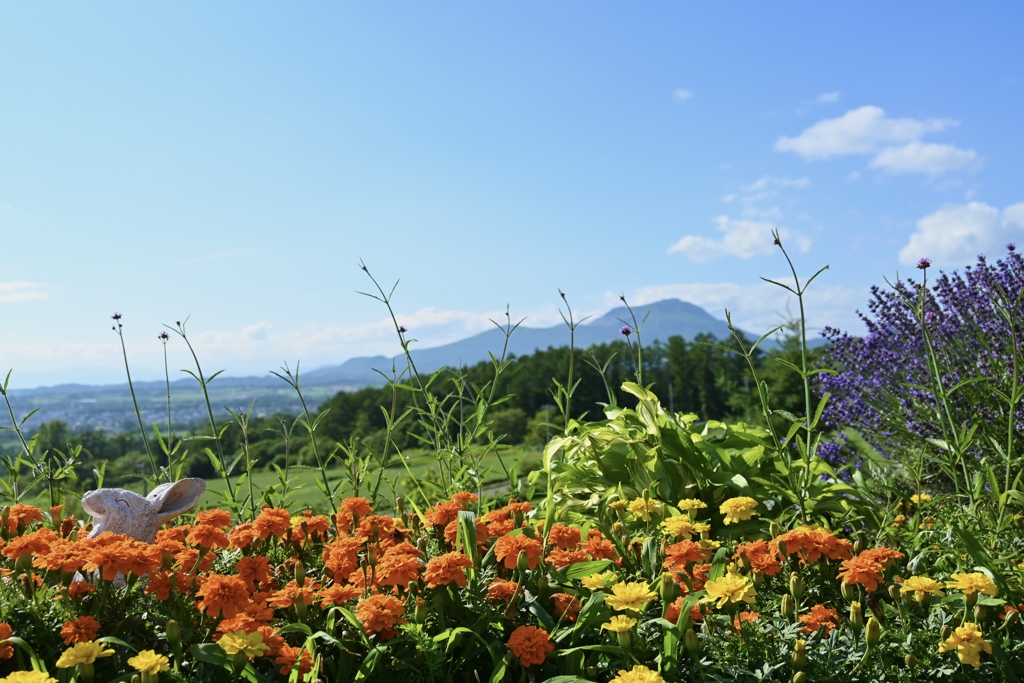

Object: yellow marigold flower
[605,581,658,611]
[601,615,638,633]
[719,497,758,525]
[946,572,998,596]
[692,522,711,534]
[660,515,696,539]
[938,622,992,667]
[0,673,58,683]
[628,498,663,522]
[218,630,270,659]
[910,493,932,504]
[128,650,170,676]
[610,664,667,683]
[677,499,707,514]
[580,571,617,590]
[55,641,114,668]
[698,539,721,554]
[609,500,627,511]
[702,571,757,609]
[900,576,945,603]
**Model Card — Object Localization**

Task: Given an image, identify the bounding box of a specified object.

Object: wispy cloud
[900,201,1024,267]
[668,217,811,262]
[868,141,978,175]
[0,281,47,303]
[673,88,694,103]
[814,91,841,104]
[723,176,810,204]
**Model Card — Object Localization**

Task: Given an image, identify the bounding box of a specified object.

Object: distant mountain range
[5,300,762,431]
[301,299,745,385]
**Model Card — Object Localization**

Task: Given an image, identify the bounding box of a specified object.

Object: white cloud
[899,201,1024,267]
[868,141,978,175]
[673,88,694,102]
[668,216,811,262]
[775,105,957,159]
[0,281,47,303]
[815,91,841,104]
[723,176,809,204]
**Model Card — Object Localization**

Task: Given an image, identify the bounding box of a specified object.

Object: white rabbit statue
[81,478,207,543]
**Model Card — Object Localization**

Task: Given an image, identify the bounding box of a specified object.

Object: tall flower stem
[112,314,160,481]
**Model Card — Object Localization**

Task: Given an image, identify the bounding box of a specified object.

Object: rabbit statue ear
[148,478,206,523]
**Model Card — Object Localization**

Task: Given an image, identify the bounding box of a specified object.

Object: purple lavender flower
[112,312,122,320]
[398,325,407,334]
[158,331,170,341]
[619,325,632,337]
[917,258,931,270]
[818,246,1024,480]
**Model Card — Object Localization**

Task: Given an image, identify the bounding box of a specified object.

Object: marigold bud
[781,594,795,619]
[660,574,681,605]
[294,560,306,587]
[791,639,807,671]
[792,673,807,683]
[940,624,952,640]
[887,584,901,602]
[853,539,864,554]
[849,601,864,632]
[841,581,857,603]
[865,616,881,646]
[769,521,781,538]
[517,550,530,572]
[684,627,699,655]
[790,573,804,604]
[905,654,917,667]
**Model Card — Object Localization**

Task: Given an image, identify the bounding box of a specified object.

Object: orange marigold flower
[552,593,582,622]
[424,501,463,527]
[798,604,841,635]
[859,546,905,569]
[507,625,554,667]
[355,594,407,637]
[547,524,582,550]
[838,555,885,592]
[451,491,478,509]
[2,528,56,560]
[775,526,853,564]
[82,533,155,581]
[443,517,490,546]
[291,511,331,545]
[67,580,95,600]
[734,539,782,577]
[60,615,101,645]
[375,543,423,588]
[268,580,318,608]
[187,524,229,550]
[494,534,543,570]
[217,601,276,635]
[546,548,589,568]
[237,555,275,589]
[355,515,399,546]
[276,644,313,680]
[582,529,616,560]
[196,573,251,619]
[319,583,362,608]
[32,537,92,574]
[0,622,15,659]
[733,611,760,630]
[666,540,711,568]
[335,497,374,532]
[195,509,233,528]
[4,503,44,534]
[423,552,475,589]
[228,521,260,550]
[323,537,363,583]
[253,507,292,540]
[665,596,704,625]
[487,579,520,605]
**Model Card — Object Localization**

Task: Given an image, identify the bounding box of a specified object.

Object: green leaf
[562,560,612,580]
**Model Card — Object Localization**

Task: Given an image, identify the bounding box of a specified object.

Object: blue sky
[2,3,1022,387]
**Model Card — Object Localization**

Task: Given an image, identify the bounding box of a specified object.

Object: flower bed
[1,491,1021,682]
